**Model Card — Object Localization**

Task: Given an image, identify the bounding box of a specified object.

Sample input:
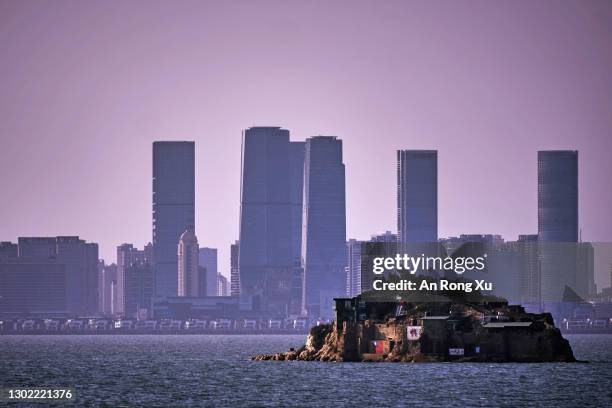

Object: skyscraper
[238,127,297,314]
[198,247,218,297]
[124,261,153,319]
[537,150,578,242]
[116,243,153,316]
[302,136,346,319]
[397,150,438,243]
[117,244,136,314]
[152,141,195,297]
[178,231,200,297]
[537,150,579,303]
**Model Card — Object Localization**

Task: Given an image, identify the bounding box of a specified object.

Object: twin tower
[152,128,347,319]
[239,127,346,319]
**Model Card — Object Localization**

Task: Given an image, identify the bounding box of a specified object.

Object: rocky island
[252,286,575,363]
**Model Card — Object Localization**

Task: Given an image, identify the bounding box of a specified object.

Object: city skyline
[2,1,612,277]
[1,138,611,280]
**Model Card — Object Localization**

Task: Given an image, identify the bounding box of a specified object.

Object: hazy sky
[1,1,611,279]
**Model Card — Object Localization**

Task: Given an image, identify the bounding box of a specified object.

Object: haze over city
[1,0,612,275]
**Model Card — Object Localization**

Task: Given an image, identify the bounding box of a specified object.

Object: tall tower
[178,230,200,297]
[152,141,195,298]
[302,136,346,319]
[117,243,135,313]
[238,127,295,314]
[397,150,438,243]
[537,151,578,242]
[538,150,579,303]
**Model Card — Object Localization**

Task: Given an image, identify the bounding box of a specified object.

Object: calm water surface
[1,334,611,407]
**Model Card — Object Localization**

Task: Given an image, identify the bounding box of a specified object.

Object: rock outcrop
[252,298,576,363]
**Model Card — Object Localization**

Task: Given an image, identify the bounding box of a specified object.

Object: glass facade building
[152,141,195,298]
[238,127,303,315]
[397,150,438,243]
[301,136,346,319]
[537,150,578,243]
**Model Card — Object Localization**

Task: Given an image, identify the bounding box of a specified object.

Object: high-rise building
[230,240,240,297]
[397,150,438,243]
[217,273,229,296]
[516,234,540,305]
[116,243,152,316]
[198,247,218,297]
[117,244,146,313]
[538,151,578,242]
[0,236,98,316]
[302,136,346,319]
[0,262,66,317]
[152,141,195,298]
[178,231,200,297]
[538,151,579,303]
[98,261,117,316]
[238,127,298,315]
[346,239,362,298]
[576,242,595,299]
[359,232,402,294]
[124,262,153,319]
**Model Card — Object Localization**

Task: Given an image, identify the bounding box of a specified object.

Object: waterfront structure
[238,127,301,315]
[397,150,438,243]
[151,296,242,320]
[0,236,98,316]
[302,136,347,319]
[152,141,195,298]
[230,241,240,297]
[198,247,218,297]
[178,231,200,297]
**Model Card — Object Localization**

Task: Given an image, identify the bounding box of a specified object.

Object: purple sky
[1,1,612,280]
